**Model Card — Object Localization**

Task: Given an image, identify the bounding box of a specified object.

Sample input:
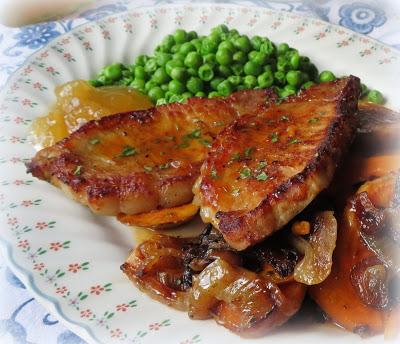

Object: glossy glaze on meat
[27,89,276,215]
[194,77,361,250]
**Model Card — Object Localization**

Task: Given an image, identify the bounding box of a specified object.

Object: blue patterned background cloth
[0,0,399,343]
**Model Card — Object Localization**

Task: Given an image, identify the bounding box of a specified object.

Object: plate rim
[1,3,398,343]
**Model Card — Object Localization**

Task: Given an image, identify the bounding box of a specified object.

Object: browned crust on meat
[27,88,276,216]
[195,77,361,250]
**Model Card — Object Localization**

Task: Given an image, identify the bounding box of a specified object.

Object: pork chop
[27,89,276,215]
[193,76,361,250]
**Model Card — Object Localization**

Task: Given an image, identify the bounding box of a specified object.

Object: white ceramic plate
[1,4,399,344]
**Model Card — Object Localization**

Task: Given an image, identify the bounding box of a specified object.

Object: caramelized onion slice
[291,211,337,285]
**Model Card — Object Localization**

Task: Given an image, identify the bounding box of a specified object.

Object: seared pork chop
[27,89,276,216]
[193,77,361,250]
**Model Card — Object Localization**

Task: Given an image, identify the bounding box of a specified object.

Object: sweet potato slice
[117,203,199,229]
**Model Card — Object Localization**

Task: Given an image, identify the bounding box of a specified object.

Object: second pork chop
[27,89,276,216]
[194,76,361,250]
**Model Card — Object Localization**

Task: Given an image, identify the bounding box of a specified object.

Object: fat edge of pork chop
[194,76,361,250]
[26,89,276,216]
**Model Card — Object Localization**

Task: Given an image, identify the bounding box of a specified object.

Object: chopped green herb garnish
[289,138,299,144]
[176,142,190,148]
[213,121,225,127]
[187,129,201,139]
[231,188,240,196]
[211,168,218,179]
[239,167,252,179]
[159,162,171,170]
[89,138,100,145]
[280,115,289,121]
[271,132,279,143]
[121,145,137,157]
[308,117,319,123]
[144,165,153,172]
[230,152,241,162]
[73,165,82,175]
[255,161,267,173]
[200,139,212,148]
[244,147,255,158]
[256,171,269,181]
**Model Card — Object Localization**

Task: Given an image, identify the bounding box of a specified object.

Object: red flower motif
[50,242,62,251]
[23,66,33,74]
[7,217,18,225]
[110,328,122,338]
[56,286,68,294]
[40,51,49,58]
[10,157,21,163]
[123,23,132,30]
[84,27,92,33]
[90,285,104,295]
[34,262,44,271]
[20,200,33,207]
[14,116,24,124]
[149,323,161,331]
[61,38,70,44]
[339,40,349,46]
[116,303,128,312]
[63,53,72,60]
[17,239,29,249]
[83,41,91,49]
[11,83,18,91]
[21,98,32,106]
[68,263,81,273]
[80,309,92,318]
[14,180,24,185]
[46,66,55,73]
[107,17,117,23]
[363,49,371,55]
[33,82,42,89]
[35,222,48,230]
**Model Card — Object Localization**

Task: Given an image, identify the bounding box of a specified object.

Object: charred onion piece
[291,211,337,285]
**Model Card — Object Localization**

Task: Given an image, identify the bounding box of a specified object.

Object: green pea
[203,53,216,66]
[274,71,286,86]
[198,64,214,81]
[319,70,336,83]
[218,40,234,52]
[170,67,188,82]
[260,40,275,56]
[290,51,300,70]
[165,60,183,76]
[135,55,148,66]
[277,57,290,72]
[186,77,204,93]
[122,70,132,78]
[187,68,197,76]
[231,63,244,76]
[130,78,145,91]
[248,50,258,61]
[187,31,198,40]
[217,80,233,96]
[243,75,257,89]
[279,88,295,98]
[233,51,246,64]
[244,60,262,76]
[179,42,196,55]
[284,84,297,93]
[210,77,224,90]
[234,36,251,53]
[367,90,384,104]
[169,94,183,103]
[251,35,263,50]
[172,52,186,61]
[144,58,157,73]
[97,75,112,86]
[89,79,102,87]
[184,51,203,69]
[145,80,157,92]
[168,79,186,94]
[216,48,233,65]
[258,71,274,88]
[211,24,229,35]
[192,38,202,52]
[251,51,267,65]
[201,37,219,54]
[208,91,220,98]
[227,75,241,86]
[286,70,302,87]
[173,29,188,44]
[217,65,231,77]
[160,35,175,52]
[182,92,193,101]
[236,85,247,91]
[170,44,181,53]
[195,91,206,97]
[156,98,167,106]
[161,84,169,91]
[277,43,289,55]
[164,91,173,100]
[153,67,170,84]
[155,52,172,66]
[148,86,164,102]
[301,81,315,89]
[103,63,123,81]
[360,83,369,98]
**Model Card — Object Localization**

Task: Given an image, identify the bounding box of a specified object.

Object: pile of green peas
[90,25,384,105]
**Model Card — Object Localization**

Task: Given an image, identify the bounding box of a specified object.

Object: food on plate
[117,203,199,229]
[27,88,276,215]
[30,80,152,149]
[193,76,360,250]
[90,25,383,105]
[309,174,400,337]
